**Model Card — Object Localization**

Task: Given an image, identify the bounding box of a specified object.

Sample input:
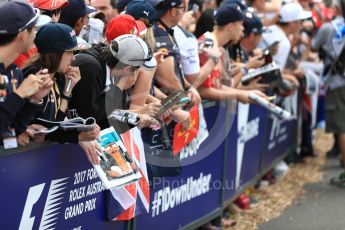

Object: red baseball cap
[28,0,69,11]
[106,14,147,42]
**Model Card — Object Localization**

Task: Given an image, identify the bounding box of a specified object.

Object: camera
[198,37,214,51]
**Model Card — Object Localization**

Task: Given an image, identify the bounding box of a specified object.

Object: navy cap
[0,1,50,35]
[59,0,95,28]
[35,23,78,53]
[243,11,262,36]
[214,4,244,26]
[155,0,183,19]
[221,0,247,11]
[126,0,156,24]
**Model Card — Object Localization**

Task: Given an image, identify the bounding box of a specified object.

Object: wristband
[61,94,72,101]
[27,98,43,105]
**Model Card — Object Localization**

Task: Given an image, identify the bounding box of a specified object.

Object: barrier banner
[134,102,226,230]
[0,144,127,230]
[0,98,300,230]
[134,149,224,230]
[223,103,268,202]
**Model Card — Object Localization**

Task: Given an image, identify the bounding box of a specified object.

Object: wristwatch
[209,54,219,65]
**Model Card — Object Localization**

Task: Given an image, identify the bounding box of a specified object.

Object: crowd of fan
[1,0,345,188]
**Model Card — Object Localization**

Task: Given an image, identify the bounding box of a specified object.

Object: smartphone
[264,41,280,53]
[177,97,191,105]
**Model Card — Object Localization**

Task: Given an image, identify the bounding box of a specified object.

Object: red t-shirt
[14,47,37,69]
[198,33,222,89]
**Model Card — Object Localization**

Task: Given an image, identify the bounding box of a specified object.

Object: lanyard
[50,77,61,119]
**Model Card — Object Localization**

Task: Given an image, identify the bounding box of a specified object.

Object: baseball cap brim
[298,11,312,21]
[281,10,312,22]
[36,0,69,10]
[143,57,157,70]
[147,0,163,7]
[36,14,51,27]
[28,0,68,10]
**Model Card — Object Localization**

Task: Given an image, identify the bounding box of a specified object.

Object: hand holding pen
[64,66,81,95]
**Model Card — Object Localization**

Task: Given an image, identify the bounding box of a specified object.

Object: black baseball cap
[126,0,156,25]
[214,4,244,26]
[35,23,89,53]
[243,11,263,36]
[221,0,247,11]
[0,0,51,35]
[115,0,162,12]
[155,0,183,19]
[59,0,95,28]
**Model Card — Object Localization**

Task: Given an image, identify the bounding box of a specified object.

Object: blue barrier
[0,97,299,230]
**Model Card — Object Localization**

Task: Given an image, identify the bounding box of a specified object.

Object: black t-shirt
[153,21,185,88]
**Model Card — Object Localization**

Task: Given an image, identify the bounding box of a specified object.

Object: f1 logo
[19,183,45,230]
[18,178,68,230]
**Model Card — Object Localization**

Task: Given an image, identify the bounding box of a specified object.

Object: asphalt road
[259,156,345,230]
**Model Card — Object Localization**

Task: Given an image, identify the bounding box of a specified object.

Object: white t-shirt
[261,24,291,70]
[173,25,200,75]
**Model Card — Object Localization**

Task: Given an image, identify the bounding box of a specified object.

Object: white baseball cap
[279,3,312,23]
[110,34,157,70]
